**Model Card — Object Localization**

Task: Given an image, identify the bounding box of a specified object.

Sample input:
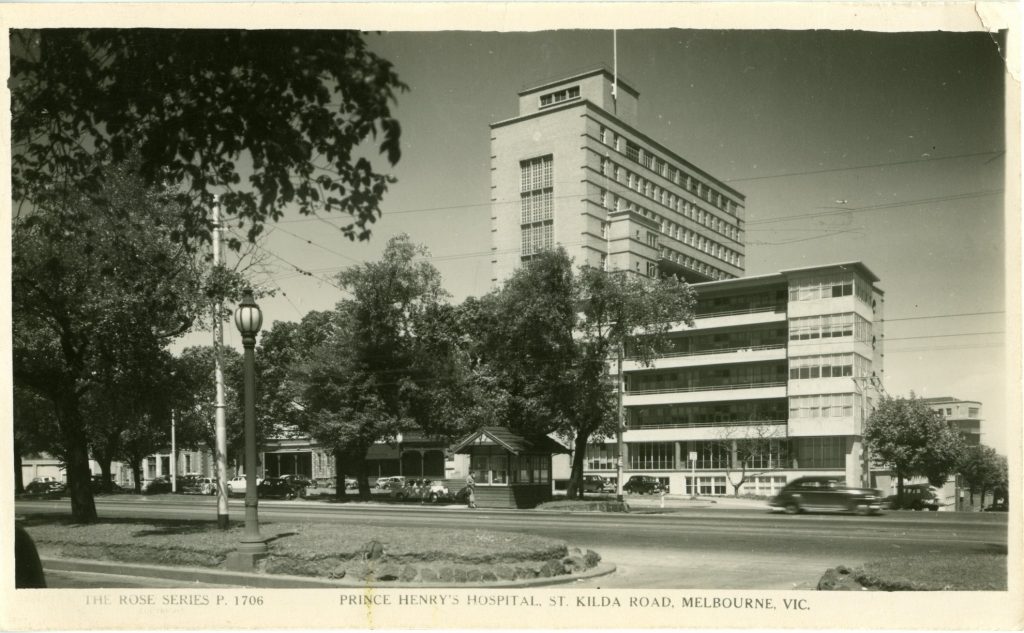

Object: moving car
[278,474,314,490]
[623,475,667,495]
[882,484,942,511]
[257,477,305,500]
[582,475,613,493]
[770,476,882,515]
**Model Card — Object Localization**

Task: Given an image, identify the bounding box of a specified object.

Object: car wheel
[429,492,438,503]
[851,502,871,516]
[784,501,801,515]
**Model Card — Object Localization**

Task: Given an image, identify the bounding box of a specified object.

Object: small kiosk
[451,427,568,509]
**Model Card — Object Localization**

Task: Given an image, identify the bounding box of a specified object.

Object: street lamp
[226,289,267,571]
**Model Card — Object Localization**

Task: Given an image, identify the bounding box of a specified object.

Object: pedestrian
[466,472,477,509]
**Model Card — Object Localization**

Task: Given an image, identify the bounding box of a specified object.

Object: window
[511,455,550,484]
[520,156,554,259]
[539,85,580,107]
[585,444,619,471]
[791,437,845,469]
[646,262,658,278]
[628,442,674,470]
[788,275,856,302]
[646,231,658,247]
[788,394,855,419]
[789,354,868,379]
[625,141,640,163]
[968,407,980,417]
[789,313,859,341]
[692,441,729,470]
[470,453,509,485]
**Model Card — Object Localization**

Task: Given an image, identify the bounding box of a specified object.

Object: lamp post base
[226,541,268,572]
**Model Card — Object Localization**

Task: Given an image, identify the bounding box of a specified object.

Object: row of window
[696,289,787,315]
[468,454,551,486]
[599,125,740,217]
[539,86,580,108]
[788,393,856,419]
[630,400,789,427]
[789,353,871,380]
[788,275,873,305]
[789,313,872,342]
[628,363,788,392]
[520,155,553,192]
[586,437,847,472]
[597,159,743,244]
[654,327,788,355]
[521,222,554,257]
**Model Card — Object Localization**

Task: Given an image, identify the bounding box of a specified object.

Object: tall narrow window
[520,155,554,259]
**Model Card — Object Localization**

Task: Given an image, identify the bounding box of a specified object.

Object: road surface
[16,496,1007,589]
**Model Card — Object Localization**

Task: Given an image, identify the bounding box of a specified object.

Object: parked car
[257,477,305,500]
[882,484,942,511]
[582,475,614,493]
[345,477,358,490]
[983,500,1009,512]
[278,474,314,489]
[22,480,66,498]
[142,475,172,495]
[623,475,667,495]
[375,475,406,490]
[226,475,263,496]
[770,476,882,515]
[391,478,450,502]
[183,477,217,495]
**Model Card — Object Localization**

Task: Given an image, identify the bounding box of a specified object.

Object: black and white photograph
[3,3,1020,630]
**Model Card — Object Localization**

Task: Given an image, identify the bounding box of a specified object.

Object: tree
[864,394,966,504]
[715,420,787,496]
[11,29,406,249]
[290,235,458,499]
[469,249,696,498]
[12,163,206,521]
[13,386,62,494]
[958,445,1007,509]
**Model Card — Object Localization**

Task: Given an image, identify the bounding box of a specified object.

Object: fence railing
[630,419,787,430]
[694,305,786,319]
[627,381,786,396]
[631,343,785,361]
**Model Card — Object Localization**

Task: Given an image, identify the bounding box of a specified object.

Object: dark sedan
[257,477,306,500]
[770,476,882,515]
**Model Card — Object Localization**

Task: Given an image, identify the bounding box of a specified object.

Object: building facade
[490,68,746,285]
[584,263,885,496]
[921,396,983,445]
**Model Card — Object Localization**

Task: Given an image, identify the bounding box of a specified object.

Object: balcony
[623,420,787,443]
[624,382,787,406]
[624,344,786,370]
[676,305,787,331]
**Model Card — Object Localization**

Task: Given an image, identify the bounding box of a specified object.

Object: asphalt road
[16,496,1007,589]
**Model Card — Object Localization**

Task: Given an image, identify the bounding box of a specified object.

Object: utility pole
[212,200,230,529]
[615,341,625,502]
[170,410,177,493]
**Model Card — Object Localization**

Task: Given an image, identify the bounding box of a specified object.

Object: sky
[193,29,1010,453]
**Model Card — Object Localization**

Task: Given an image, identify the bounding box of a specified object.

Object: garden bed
[23,517,601,583]
[818,553,1007,591]
[535,499,629,513]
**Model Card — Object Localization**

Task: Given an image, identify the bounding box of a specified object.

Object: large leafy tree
[11,29,406,248]
[864,394,966,502]
[290,235,460,498]
[471,249,696,498]
[958,444,1007,509]
[12,163,206,521]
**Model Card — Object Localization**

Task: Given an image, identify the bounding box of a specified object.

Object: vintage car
[770,476,882,515]
[391,478,450,503]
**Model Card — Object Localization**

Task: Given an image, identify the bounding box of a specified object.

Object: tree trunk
[127,457,143,494]
[354,448,371,500]
[14,440,24,494]
[896,471,905,505]
[58,399,98,522]
[979,487,987,510]
[334,450,347,501]
[97,458,113,494]
[566,433,589,499]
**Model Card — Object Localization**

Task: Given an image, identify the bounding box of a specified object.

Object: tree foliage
[469,249,696,498]
[288,235,462,498]
[958,444,1007,508]
[11,29,407,248]
[11,162,207,521]
[864,394,966,498]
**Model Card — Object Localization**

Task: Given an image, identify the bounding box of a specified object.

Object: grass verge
[22,516,600,583]
[536,499,629,513]
[819,553,1007,591]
